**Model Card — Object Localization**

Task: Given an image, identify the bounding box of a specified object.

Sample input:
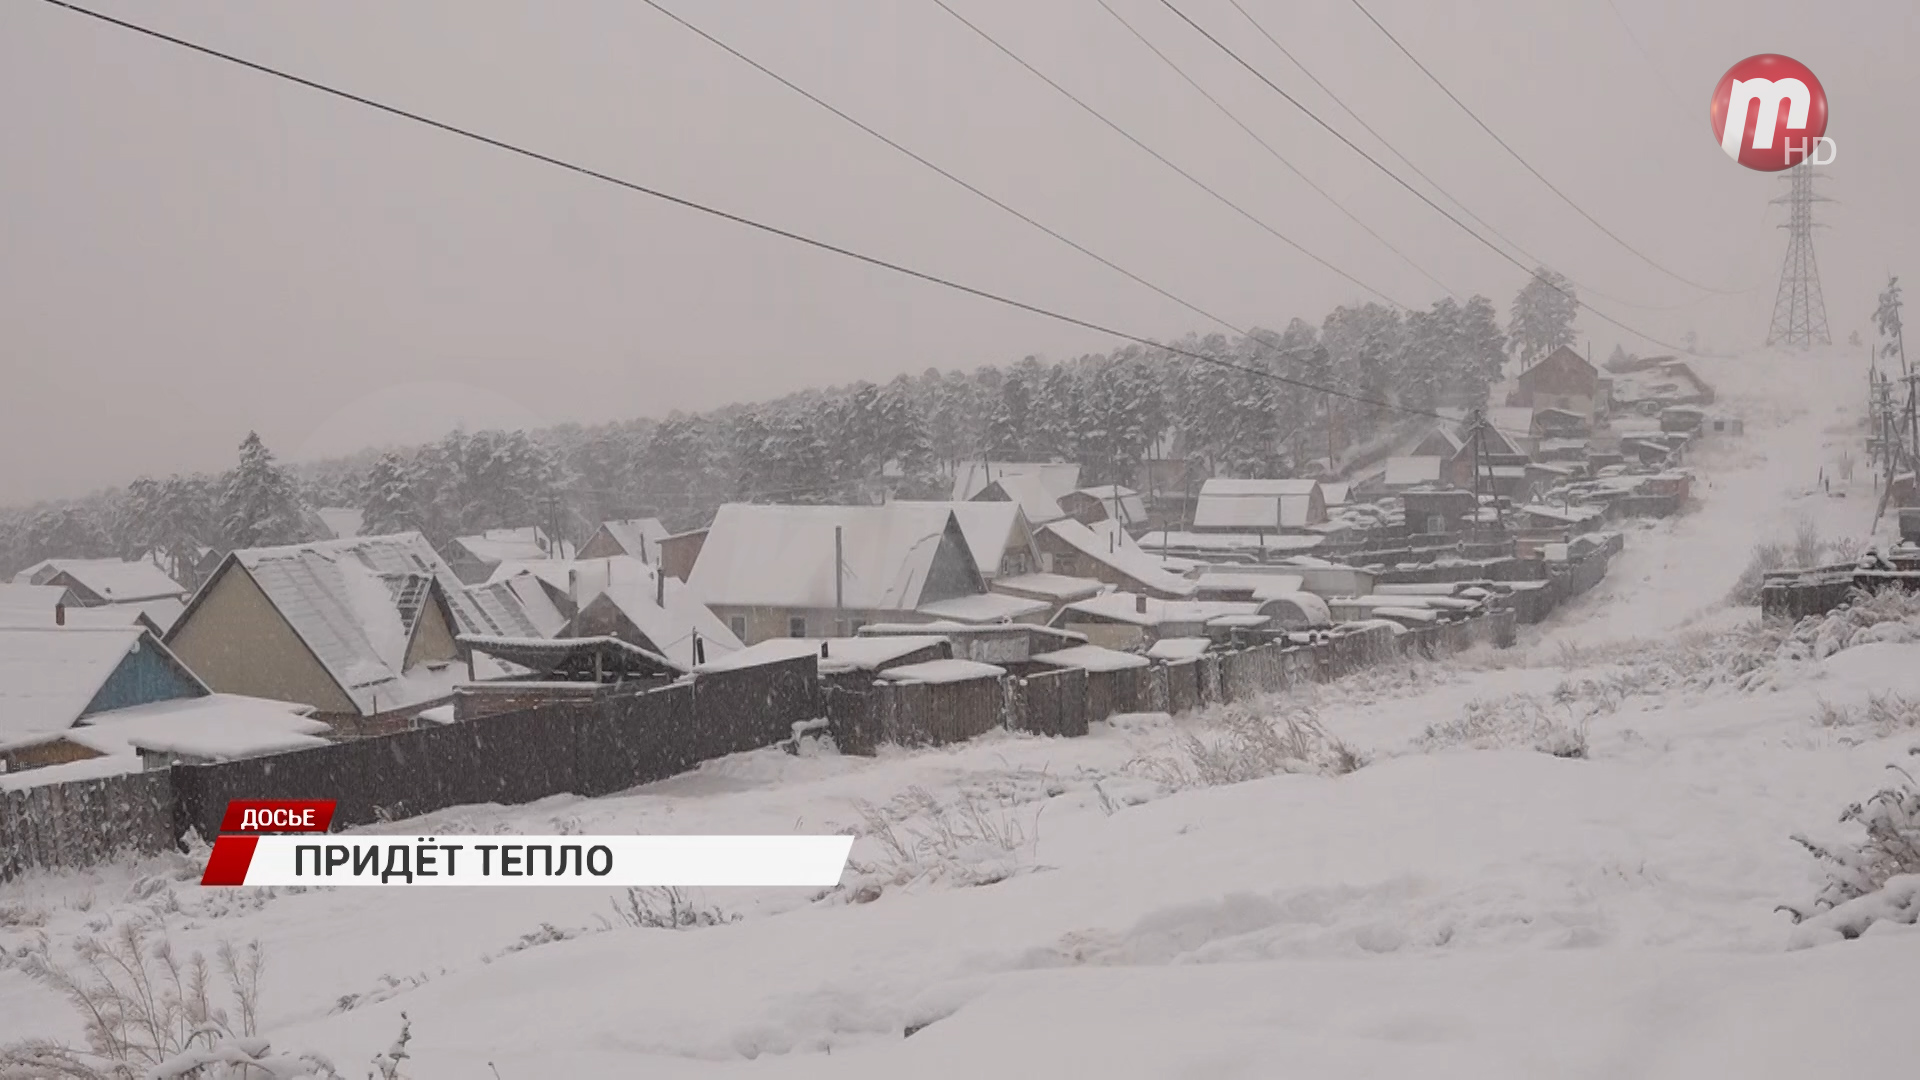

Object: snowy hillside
[5,347,1918,1078]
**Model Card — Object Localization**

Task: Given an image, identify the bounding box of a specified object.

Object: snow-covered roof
[316,507,365,540]
[1384,456,1444,487]
[976,473,1066,526]
[1136,530,1325,554]
[1487,407,1536,436]
[894,501,1028,579]
[1192,479,1321,531]
[1031,643,1150,673]
[450,527,573,565]
[874,658,1007,684]
[0,626,200,743]
[595,519,669,561]
[1195,572,1307,601]
[1069,485,1149,526]
[1319,482,1352,507]
[696,634,947,675]
[1042,519,1197,598]
[950,461,1081,503]
[0,583,73,620]
[1060,593,1259,628]
[992,572,1106,602]
[49,695,326,761]
[14,558,185,602]
[915,591,1049,624]
[579,580,743,670]
[689,503,983,611]
[502,574,569,637]
[1145,637,1212,661]
[215,533,540,715]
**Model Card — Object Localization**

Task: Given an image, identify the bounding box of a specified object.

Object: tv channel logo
[1710,54,1833,171]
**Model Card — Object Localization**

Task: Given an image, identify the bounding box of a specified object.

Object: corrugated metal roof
[0,626,151,742]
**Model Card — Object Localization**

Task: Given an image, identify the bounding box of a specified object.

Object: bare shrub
[1134,702,1367,791]
[1421,693,1590,759]
[608,887,740,930]
[369,1013,411,1080]
[0,921,342,1079]
[843,786,1044,892]
[1781,766,1920,945]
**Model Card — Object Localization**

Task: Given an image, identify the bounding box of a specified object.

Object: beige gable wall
[167,567,356,714]
[404,597,460,670]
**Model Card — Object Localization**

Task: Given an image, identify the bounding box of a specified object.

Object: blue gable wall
[81,639,206,719]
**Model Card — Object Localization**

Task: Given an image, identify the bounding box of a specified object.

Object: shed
[1256,593,1332,629]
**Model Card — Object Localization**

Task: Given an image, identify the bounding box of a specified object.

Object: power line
[1155,0,1695,354]
[38,0,1497,443]
[1088,0,1461,300]
[925,0,1414,309]
[1343,0,1739,295]
[637,0,1264,351]
[1222,0,1719,314]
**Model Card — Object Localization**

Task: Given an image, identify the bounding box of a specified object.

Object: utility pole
[1765,162,1833,347]
[833,525,845,632]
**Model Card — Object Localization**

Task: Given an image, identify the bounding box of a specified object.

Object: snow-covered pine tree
[360,452,417,537]
[1508,267,1578,371]
[220,433,309,550]
[1456,295,1508,407]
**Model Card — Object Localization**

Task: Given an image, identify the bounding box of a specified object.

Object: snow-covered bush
[1727,520,1852,605]
[1781,764,1920,947]
[1774,588,1920,661]
[841,786,1045,893]
[1420,693,1590,759]
[0,920,341,1079]
[608,888,739,930]
[1815,693,1920,736]
[1134,703,1366,792]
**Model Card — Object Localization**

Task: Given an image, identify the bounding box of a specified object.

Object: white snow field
[6,347,1919,1078]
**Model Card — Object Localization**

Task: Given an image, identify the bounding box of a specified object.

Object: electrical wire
[1155,0,1697,354]
[39,0,1529,441]
[1087,0,1461,300]
[925,0,1414,309]
[1344,0,1742,295]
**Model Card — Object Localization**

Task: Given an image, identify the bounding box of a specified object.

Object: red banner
[218,800,337,834]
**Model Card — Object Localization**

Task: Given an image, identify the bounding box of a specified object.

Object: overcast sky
[3,0,1914,505]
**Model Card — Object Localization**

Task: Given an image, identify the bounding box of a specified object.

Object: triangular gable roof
[1070,485,1149,526]
[574,579,743,670]
[1519,346,1599,387]
[1041,519,1196,598]
[315,507,365,540]
[894,501,1030,578]
[0,626,207,743]
[0,583,76,620]
[974,474,1065,525]
[592,519,670,562]
[176,532,539,716]
[688,504,985,611]
[1192,479,1322,530]
[16,558,185,603]
[449,527,574,565]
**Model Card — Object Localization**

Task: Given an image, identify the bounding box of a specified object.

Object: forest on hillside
[1,276,1585,585]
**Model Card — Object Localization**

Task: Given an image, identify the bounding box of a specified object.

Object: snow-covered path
[6,346,1917,1078]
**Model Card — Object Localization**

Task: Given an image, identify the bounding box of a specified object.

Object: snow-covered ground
[6,346,1918,1078]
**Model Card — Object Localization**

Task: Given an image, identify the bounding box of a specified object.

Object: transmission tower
[1765,163,1832,347]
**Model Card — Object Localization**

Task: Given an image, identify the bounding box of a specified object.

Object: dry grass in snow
[1783,761,1920,947]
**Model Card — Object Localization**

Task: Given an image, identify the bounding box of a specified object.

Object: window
[789,616,807,638]
[1425,514,1447,535]
[729,616,746,639]
[1004,552,1032,576]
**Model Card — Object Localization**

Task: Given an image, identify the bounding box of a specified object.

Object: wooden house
[1508,346,1606,421]
[165,533,543,731]
[562,575,745,670]
[11,557,190,633]
[443,527,574,585]
[685,503,990,644]
[894,501,1041,580]
[950,461,1081,504]
[1060,485,1150,531]
[657,528,709,582]
[1190,479,1327,533]
[1035,519,1197,599]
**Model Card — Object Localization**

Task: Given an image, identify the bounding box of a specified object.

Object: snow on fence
[0,769,173,881]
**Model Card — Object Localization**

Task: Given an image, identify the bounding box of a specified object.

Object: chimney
[692,633,705,666]
[656,568,666,607]
[821,641,830,658]
[1135,593,1148,615]
[54,602,65,627]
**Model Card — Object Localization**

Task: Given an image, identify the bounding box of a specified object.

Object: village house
[562,572,745,670]
[1050,592,1260,650]
[577,518,670,565]
[443,526,574,584]
[165,533,543,732]
[1402,490,1481,536]
[1379,456,1444,492]
[1190,479,1328,534]
[1035,518,1198,599]
[11,557,191,633]
[1059,485,1150,531]
[1508,346,1608,422]
[686,503,990,644]
[1610,359,1715,414]
[0,624,327,781]
[484,553,658,629]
